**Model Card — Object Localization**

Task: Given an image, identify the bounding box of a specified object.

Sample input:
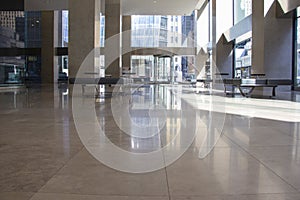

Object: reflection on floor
[0,84,300,200]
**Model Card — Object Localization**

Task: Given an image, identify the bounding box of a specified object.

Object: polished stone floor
[1,84,300,200]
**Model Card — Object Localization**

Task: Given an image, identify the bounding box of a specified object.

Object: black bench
[196,79,213,88]
[223,78,292,97]
[69,77,121,95]
[69,77,120,85]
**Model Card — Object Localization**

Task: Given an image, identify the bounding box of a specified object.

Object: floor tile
[2,85,300,199]
[171,193,300,200]
[30,193,169,200]
[223,126,297,148]
[0,192,33,200]
[248,146,300,190]
[39,149,169,196]
[166,147,297,196]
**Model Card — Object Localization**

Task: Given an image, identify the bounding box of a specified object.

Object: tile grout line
[29,146,85,199]
[223,133,300,193]
[160,136,172,200]
[29,192,170,198]
[164,166,172,200]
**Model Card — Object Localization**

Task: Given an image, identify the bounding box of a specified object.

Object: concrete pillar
[277,0,300,14]
[251,0,265,75]
[211,0,217,64]
[53,11,60,83]
[122,16,131,71]
[41,11,55,83]
[69,0,101,79]
[216,35,234,77]
[105,0,121,78]
[264,1,293,90]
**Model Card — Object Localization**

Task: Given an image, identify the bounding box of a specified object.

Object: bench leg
[238,86,247,97]
[248,87,255,96]
[81,84,85,95]
[272,86,277,97]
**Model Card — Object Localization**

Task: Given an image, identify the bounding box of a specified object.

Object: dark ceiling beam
[0,0,24,11]
[0,48,41,56]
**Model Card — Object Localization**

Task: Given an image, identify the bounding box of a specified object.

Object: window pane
[62,10,68,47]
[0,11,42,84]
[131,14,195,48]
[296,16,300,86]
[234,0,252,24]
[216,0,233,40]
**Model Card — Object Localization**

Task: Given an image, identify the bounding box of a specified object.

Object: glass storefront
[0,63,25,86]
[26,56,41,82]
[234,37,252,78]
[0,11,41,85]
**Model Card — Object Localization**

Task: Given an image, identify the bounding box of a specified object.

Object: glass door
[153,55,172,83]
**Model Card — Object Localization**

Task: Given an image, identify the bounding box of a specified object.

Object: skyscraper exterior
[181,12,196,77]
[0,11,24,31]
[131,15,183,48]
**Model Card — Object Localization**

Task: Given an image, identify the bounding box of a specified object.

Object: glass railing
[0,63,25,86]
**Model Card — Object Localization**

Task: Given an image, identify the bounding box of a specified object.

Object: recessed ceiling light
[153,0,157,3]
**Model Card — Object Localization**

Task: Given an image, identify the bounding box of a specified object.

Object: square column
[41,11,55,83]
[122,16,131,71]
[252,0,265,74]
[68,0,101,79]
[104,0,122,78]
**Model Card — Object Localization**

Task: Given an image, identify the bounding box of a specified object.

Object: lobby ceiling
[122,0,200,15]
[21,0,204,15]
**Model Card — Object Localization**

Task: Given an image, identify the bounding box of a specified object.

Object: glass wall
[131,16,163,47]
[0,63,25,85]
[234,0,252,24]
[25,12,41,48]
[234,37,252,78]
[216,0,233,40]
[264,0,274,16]
[100,14,105,47]
[131,56,153,79]
[56,11,69,81]
[295,7,300,87]
[0,11,41,85]
[131,15,196,48]
[196,2,211,81]
[130,14,196,81]
[62,10,68,47]
[197,4,209,50]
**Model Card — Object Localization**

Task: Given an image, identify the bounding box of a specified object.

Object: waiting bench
[223,78,292,97]
[69,77,121,95]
